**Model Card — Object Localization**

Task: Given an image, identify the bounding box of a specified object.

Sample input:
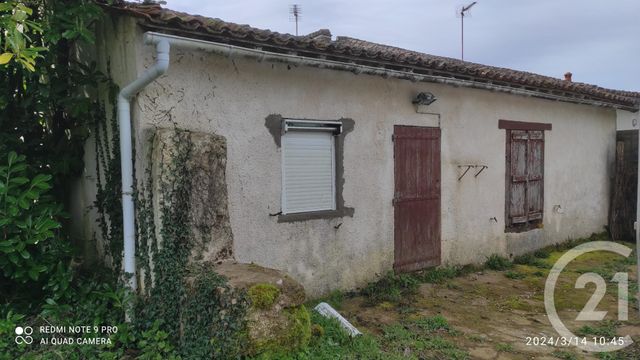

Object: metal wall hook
[457,164,488,181]
[457,165,475,181]
[474,165,488,177]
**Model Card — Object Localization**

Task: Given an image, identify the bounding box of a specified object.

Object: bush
[137,321,180,360]
[362,271,420,304]
[485,254,513,271]
[0,152,63,284]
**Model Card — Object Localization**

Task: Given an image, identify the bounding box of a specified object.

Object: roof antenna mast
[457,1,477,61]
[289,4,302,36]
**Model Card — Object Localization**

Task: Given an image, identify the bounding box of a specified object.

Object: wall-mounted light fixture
[412,92,437,113]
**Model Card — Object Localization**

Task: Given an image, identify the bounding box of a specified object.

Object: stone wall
[151,129,233,269]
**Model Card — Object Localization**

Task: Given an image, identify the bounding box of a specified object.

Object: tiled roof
[105,1,639,109]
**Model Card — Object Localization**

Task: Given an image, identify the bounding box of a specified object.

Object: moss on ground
[251,305,311,358]
[248,283,280,309]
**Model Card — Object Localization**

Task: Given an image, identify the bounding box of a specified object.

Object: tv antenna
[289,4,302,36]
[457,1,477,61]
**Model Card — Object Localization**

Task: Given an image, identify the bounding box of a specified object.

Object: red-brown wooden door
[393,125,441,272]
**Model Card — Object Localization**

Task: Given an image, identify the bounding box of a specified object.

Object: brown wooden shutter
[506,130,544,227]
[527,131,544,221]
[508,131,528,224]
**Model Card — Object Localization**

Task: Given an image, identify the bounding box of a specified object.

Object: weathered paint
[393,126,441,272]
[616,109,639,131]
[68,15,141,267]
[77,21,618,296]
[275,116,355,222]
[610,130,638,242]
[505,129,544,231]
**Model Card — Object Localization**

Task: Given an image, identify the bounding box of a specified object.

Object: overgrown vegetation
[0,152,63,284]
[299,231,637,360]
[1,1,250,359]
[0,1,127,358]
[133,130,249,358]
[485,254,513,271]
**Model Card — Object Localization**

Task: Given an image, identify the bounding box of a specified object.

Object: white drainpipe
[118,38,169,313]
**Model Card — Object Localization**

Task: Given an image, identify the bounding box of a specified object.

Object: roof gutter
[144,31,637,111]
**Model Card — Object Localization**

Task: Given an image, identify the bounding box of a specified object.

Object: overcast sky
[164,0,639,91]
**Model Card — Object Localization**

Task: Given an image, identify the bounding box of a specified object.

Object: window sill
[505,221,543,233]
[277,209,346,223]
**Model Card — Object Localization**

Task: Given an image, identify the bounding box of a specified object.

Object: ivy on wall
[130,130,248,358]
[94,65,124,272]
[1,1,249,357]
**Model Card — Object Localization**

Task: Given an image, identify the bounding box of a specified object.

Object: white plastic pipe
[314,302,361,337]
[118,38,169,302]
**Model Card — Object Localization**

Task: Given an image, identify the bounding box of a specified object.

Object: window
[281,119,341,214]
[500,120,551,232]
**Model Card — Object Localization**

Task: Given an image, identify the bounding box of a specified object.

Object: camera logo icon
[15,326,33,345]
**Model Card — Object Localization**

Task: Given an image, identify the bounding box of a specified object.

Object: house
[70,2,640,297]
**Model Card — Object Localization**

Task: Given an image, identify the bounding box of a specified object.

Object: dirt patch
[337,242,640,359]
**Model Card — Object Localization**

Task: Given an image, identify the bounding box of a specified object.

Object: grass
[485,254,513,270]
[552,350,578,360]
[323,290,345,310]
[380,316,469,359]
[293,231,635,359]
[466,333,486,343]
[495,342,514,352]
[361,271,420,304]
[513,253,551,268]
[504,270,526,279]
[411,315,451,333]
[419,266,460,283]
[361,265,481,305]
[359,232,616,308]
[598,354,621,360]
[287,311,391,360]
[533,248,551,259]
[576,321,619,338]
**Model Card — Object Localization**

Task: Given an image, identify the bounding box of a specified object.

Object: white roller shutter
[282,130,336,214]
